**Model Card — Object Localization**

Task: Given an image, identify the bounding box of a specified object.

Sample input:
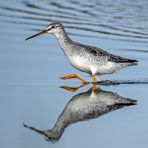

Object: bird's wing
[83,44,138,63]
[108,54,138,63]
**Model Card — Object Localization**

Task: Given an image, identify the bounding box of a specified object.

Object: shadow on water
[23,84,137,142]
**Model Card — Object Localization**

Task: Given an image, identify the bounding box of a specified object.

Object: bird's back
[75,42,138,64]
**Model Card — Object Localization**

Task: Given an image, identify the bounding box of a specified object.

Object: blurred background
[0,0,148,148]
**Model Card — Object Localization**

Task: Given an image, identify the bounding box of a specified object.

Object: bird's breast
[68,55,91,73]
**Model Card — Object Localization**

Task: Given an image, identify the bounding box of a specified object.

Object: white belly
[68,56,91,73]
[92,62,118,75]
[68,55,118,75]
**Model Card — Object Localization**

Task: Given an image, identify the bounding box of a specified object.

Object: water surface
[0,0,148,148]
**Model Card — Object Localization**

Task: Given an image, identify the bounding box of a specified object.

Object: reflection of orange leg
[60,74,89,84]
[60,83,88,92]
[91,75,97,91]
[91,85,97,91]
[92,74,97,83]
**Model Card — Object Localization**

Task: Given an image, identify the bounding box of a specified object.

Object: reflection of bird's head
[23,123,62,142]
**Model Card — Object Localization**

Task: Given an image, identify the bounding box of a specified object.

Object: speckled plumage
[26,22,138,81]
[50,23,138,76]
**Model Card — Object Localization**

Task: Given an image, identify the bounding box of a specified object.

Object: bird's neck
[48,114,68,140]
[54,28,72,50]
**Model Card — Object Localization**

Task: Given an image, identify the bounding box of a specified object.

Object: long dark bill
[25,30,48,41]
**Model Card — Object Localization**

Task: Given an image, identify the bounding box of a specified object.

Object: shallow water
[0,0,148,148]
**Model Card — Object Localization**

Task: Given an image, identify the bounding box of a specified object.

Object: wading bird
[26,22,138,84]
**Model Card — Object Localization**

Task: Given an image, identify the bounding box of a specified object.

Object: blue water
[0,0,148,148]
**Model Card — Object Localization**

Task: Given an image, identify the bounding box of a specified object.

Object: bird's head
[26,22,63,40]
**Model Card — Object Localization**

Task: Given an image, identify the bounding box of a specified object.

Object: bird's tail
[119,58,138,67]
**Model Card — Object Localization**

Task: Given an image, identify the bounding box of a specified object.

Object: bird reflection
[24,85,137,142]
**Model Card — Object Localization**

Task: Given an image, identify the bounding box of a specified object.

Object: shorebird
[26,22,138,84]
[23,85,136,141]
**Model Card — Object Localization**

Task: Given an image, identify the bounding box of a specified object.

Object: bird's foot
[60,74,89,84]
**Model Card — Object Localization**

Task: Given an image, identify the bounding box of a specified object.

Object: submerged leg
[60,74,89,84]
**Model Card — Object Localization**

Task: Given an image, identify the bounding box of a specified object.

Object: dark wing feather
[84,44,138,63]
[108,54,138,63]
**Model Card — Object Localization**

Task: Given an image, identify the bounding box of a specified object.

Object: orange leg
[60,83,88,92]
[90,85,97,91]
[60,74,89,84]
[92,74,97,84]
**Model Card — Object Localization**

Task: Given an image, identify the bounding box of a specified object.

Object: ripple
[96,78,148,86]
[0,0,148,44]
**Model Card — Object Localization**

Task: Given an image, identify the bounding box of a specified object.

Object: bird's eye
[51,26,56,29]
